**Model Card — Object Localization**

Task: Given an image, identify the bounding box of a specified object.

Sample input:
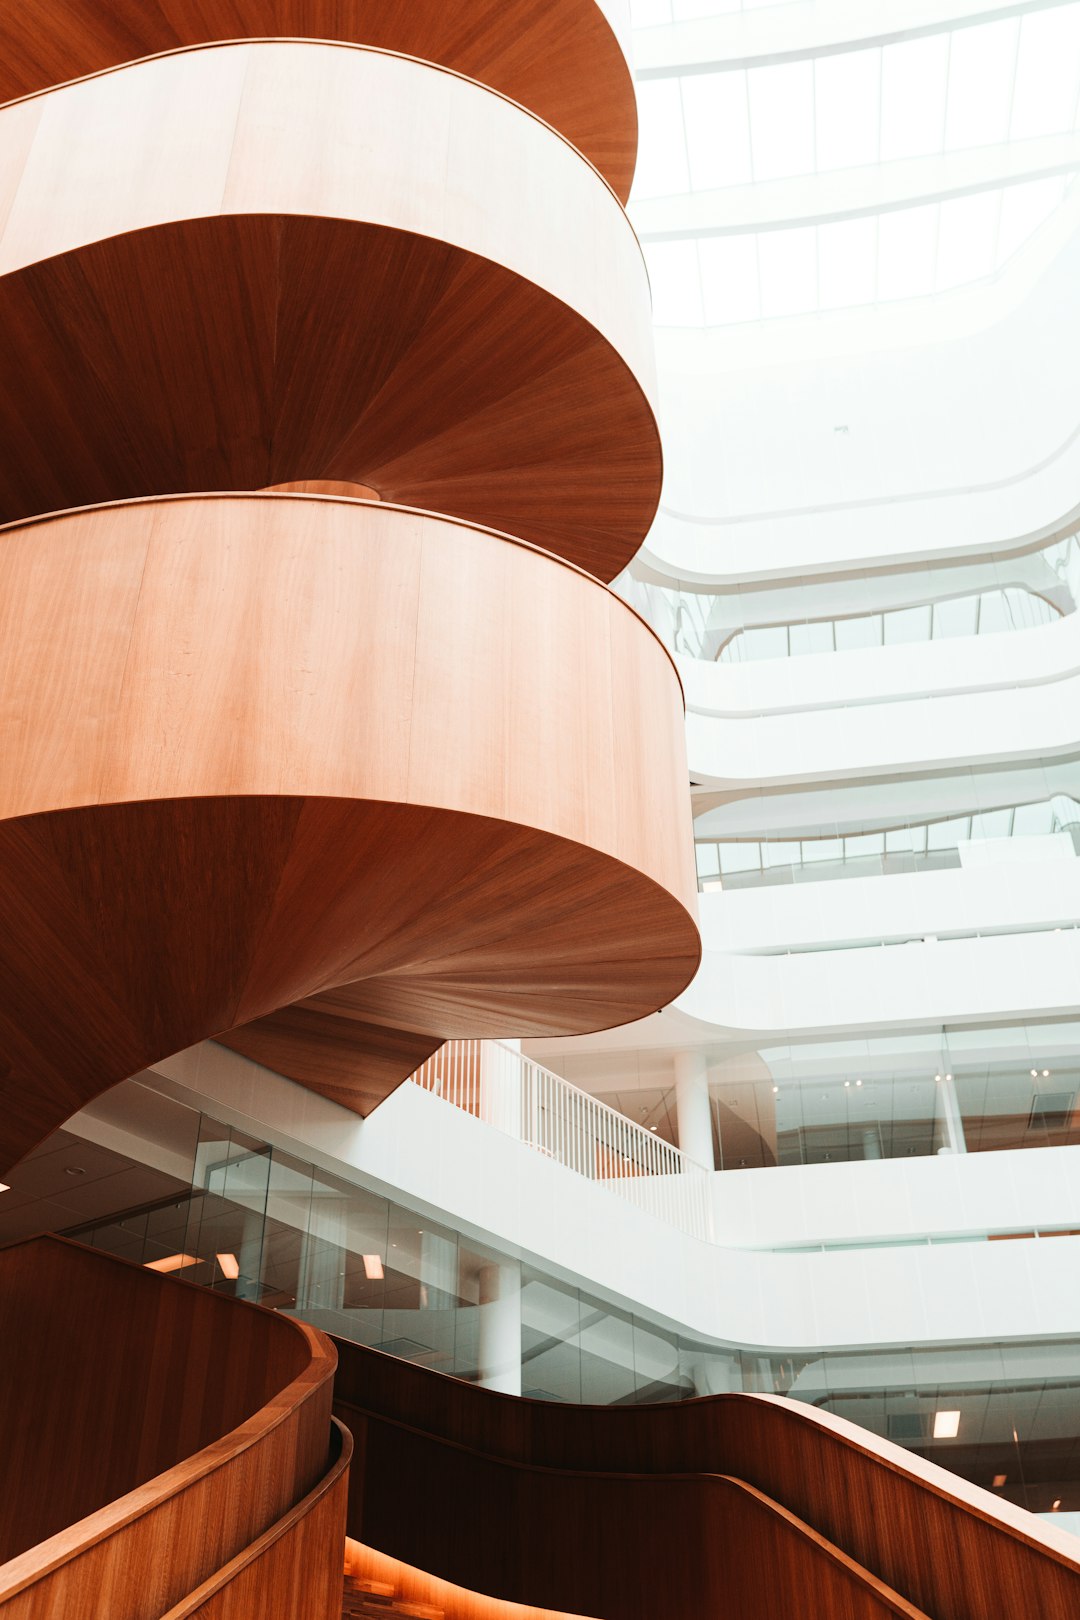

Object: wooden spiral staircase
[0,2,1078,1618]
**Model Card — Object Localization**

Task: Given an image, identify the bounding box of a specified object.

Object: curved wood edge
[0,38,637,225]
[745,1390,1080,1571]
[0,1236,337,1603]
[330,1338,1080,1620]
[0,492,685,704]
[337,1388,928,1619]
[158,1418,353,1620]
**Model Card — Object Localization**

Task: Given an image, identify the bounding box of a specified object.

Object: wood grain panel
[0,1236,337,1619]
[161,1420,352,1620]
[0,42,657,576]
[0,1,636,201]
[333,1339,1080,1620]
[0,495,699,1171]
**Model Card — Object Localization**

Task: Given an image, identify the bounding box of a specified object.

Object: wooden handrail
[0,1237,339,1618]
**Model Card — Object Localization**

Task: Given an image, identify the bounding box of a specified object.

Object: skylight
[631,2,1080,325]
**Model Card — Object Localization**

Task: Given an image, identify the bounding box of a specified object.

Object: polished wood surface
[161,1420,352,1620]
[345,1539,601,1620]
[333,1339,1080,1620]
[0,495,699,1171]
[0,1236,338,1618]
[0,42,657,578]
[0,1,636,201]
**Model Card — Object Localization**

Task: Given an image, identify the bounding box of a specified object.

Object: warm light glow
[1053,1499,1062,1511]
[993,1474,1007,1487]
[363,1254,385,1280]
[933,1410,961,1439]
[144,1253,200,1273]
[0,1183,8,1194]
[216,1252,240,1280]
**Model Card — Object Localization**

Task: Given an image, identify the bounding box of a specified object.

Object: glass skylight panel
[757,224,817,317]
[643,239,703,324]
[746,59,815,181]
[880,34,950,162]
[681,71,753,190]
[936,191,999,290]
[817,216,877,310]
[814,49,880,174]
[633,78,689,199]
[997,176,1067,265]
[1009,6,1080,140]
[698,234,760,324]
[943,18,1018,152]
[876,204,938,302]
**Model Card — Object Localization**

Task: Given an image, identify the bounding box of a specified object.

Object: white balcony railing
[409,1040,713,1243]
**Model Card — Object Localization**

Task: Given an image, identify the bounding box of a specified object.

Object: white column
[479,1039,522,1139]
[476,1259,521,1395]
[936,1073,968,1155]
[674,1050,714,1169]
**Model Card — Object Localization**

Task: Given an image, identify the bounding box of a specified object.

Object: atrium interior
[1,1,1080,1617]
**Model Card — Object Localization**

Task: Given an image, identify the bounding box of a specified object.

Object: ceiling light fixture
[1053,1499,1062,1511]
[1043,1069,1051,1077]
[215,1252,240,1280]
[144,1253,200,1274]
[933,1410,961,1439]
[1031,1069,1039,1078]
[363,1254,385,1280]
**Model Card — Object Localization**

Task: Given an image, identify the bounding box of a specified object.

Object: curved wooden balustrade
[0,40,657,577]
[0,1,637,200]
[333,1338,1080,1620]
[160,1420,353,1620]
[0,494,699,1172]
[0,1236,343,1619]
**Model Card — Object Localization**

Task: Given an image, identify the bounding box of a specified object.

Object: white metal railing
[409,1039,713,1242]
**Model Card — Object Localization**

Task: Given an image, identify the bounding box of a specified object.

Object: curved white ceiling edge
[677,602,1080,720]
[639,212,1080,586]
[683,646,1080,791]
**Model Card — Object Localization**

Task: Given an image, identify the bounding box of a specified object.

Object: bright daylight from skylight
[629,1,1080,324]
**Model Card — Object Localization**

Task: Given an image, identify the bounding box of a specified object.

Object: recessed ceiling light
[844,1080,851,1088]
[649,1124,658,1131]
[993,1474,1007,1487]
[363,1254,384,1280]
[1043,1070,1051,1077]
[144,1253,199,1273]
[215,1252,240,1280]
[856,1079,863,1087]
[933,1410,961,1439]
[1053,1499,1062,1512]
[1031,1069,1039,1078]
[935,1074,942,1082]
[772,1085,779,1094]
[945,1074,953,1082]
[65,1166,85,1176]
